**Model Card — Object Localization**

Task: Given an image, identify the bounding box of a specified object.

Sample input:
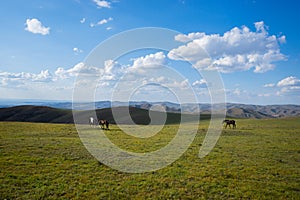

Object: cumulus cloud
[263,76,300,97]
[168,21,286,73]
[0,61,120,86]
[131,52,166,68]
[276,76,300,96]
[101,59,122,81]
[0,70,53,87]
[25,18,50,35]
[93,0,111,8]
[54,62,103,79]
[54,61,122,83]
[0,60,122,100]
[277,76,300,87]
[127,52,166,74]
[111,58,198,102]
[174,32,206,43]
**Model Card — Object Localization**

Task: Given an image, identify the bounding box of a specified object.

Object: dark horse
[99,119,109,130]
[223,119,236,129]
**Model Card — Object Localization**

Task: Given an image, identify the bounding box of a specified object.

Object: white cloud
[263,83,275,87]
[90,17,113,27]
[104,59,115,74]
[254,21,268,34]
[263,76,300,97]
[275,76,300,96]
[0,70,53,87]
[93,0,111,8]
[0,61,121,100]
[127,52,166,74]
[192,79,207,86]
[80,18,86,23]
[25,18,50,35]
[54,61,122,83]
[278,35,286,44]
[101,59,121,80]
[54,62,102,79]
[174,32,206,43]
[132,52,166,68]
[225,88,252,102]
[106,27,112,30]
[73,47,83,54]
[98,17,113,25]
[169,79,190,89]
[33,70,52,82]
[277,76,300,87]
[276,86,300,96]
[168,21,286,73]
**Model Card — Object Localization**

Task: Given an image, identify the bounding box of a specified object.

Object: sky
[0,0,300,105]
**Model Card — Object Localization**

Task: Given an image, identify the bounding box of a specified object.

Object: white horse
[89,117,96,127]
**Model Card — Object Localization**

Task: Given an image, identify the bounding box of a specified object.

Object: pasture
[0,118,299,199]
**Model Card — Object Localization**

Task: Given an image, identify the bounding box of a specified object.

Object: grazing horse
[89,117,96,127]
[223,119,236,129]
[99,119,109,130]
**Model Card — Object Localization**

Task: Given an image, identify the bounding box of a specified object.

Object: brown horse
[223,119,236,129]
[99,119,109,130]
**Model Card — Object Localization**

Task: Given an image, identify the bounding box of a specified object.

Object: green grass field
[1,118,299,199]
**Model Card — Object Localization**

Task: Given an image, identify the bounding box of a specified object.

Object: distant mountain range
[0,99,300,120]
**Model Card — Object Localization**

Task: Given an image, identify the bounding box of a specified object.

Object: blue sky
[0,0,299,105]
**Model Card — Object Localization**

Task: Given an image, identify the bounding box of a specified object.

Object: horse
[99,119,109,130]
[223,119,236,129]
[89,117,96,127]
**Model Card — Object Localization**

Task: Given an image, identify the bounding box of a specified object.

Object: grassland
[0,118,299,199]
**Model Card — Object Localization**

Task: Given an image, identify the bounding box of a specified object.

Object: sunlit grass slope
[0,118,299,199]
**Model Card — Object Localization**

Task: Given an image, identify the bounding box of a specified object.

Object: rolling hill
[1,101,300,125]
[0,105,206,125]
[0,106,74,124]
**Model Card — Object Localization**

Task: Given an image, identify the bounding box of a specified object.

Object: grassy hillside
[0,105,74,123]
[0,105,209,125]
[0,118,299,199]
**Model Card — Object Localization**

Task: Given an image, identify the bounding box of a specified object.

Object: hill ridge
[0,105,207,125]
[1,101,300,124]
